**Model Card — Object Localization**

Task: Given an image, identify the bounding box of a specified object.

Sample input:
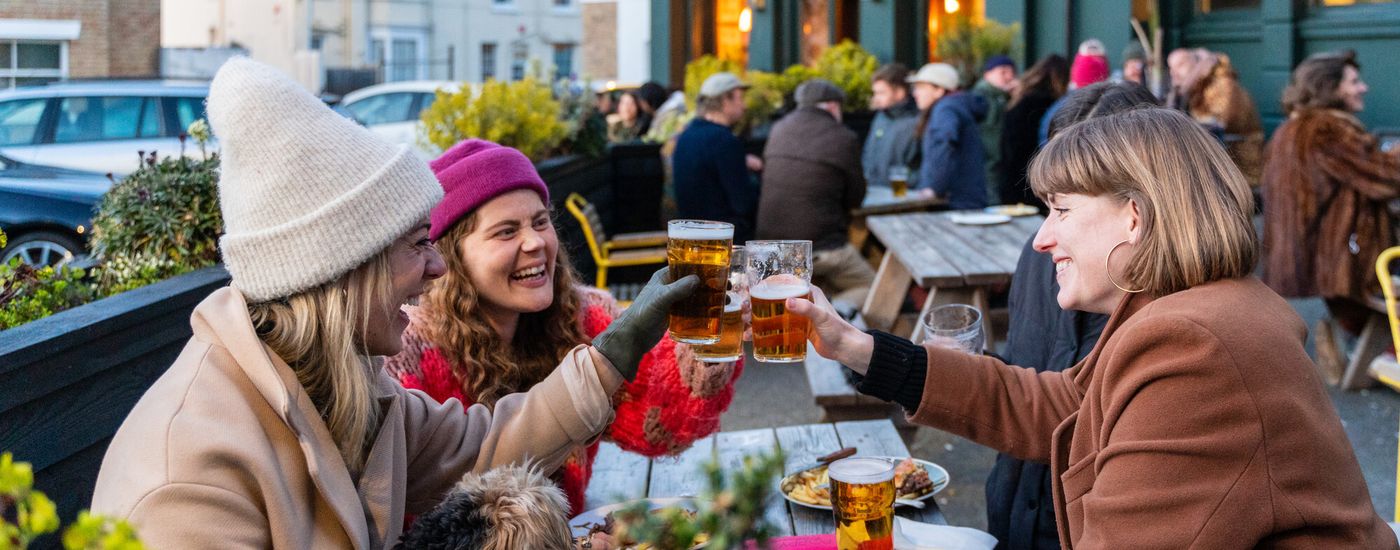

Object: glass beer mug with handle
[829,457,896,550]
[667,220,734,344]
[695,245,746,362]
[746,240,813,363]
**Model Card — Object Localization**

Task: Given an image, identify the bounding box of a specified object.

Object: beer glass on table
[695,246,746,362]
[746,240,812,363]
[829,457,896,550]
[667,220,734,344]
[920,304,984,354]
[889,165,910,198]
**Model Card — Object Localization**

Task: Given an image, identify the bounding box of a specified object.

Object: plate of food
[570,498,709,549]
[984,203,1040,217]
[949,212,1013,226]
[779,457,949,511]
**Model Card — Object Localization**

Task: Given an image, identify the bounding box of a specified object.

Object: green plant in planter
[612,449,785,550]
[683,56,743,112]
[0,453,144,550]
[0,261,95,330]
[420,78,571,162]
[934,16,1021,89]
[813,41,878,112]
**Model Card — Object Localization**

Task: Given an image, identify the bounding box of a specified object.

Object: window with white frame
[370,28,428,82]
[0,40,67,88]
[481,42,497,81]
[510,42,529,80]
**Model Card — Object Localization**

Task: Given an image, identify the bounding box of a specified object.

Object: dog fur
[396,464,574,549]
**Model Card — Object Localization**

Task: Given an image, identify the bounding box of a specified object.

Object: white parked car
[337,80,461,158]
[0,80,212,176]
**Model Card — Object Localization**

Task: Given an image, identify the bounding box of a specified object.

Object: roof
[0,80,210,101]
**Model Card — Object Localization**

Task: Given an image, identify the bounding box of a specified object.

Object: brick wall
[0,0,159,78]
[581,1,617,80]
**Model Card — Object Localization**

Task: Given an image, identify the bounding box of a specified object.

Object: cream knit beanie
[207,58,443,302]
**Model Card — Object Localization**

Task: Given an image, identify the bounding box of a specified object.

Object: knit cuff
[856,330,928,411]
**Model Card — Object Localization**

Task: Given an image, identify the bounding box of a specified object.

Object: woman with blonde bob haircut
[789,107,1396,547]
[90,58,694,549]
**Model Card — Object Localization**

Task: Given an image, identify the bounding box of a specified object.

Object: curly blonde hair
[421,213,589,408]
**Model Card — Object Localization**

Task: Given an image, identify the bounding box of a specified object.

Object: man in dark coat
[673,72,761,242]
[756,79,872,310]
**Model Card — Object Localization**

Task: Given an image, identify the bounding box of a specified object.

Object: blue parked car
[0,154,110,267]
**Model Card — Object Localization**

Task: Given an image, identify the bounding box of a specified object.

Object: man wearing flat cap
[756,78,873,313]
[673,72,762,243]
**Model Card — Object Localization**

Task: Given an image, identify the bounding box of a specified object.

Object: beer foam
[828,457,895,483]
[749,281,809,301]
[668,222,734,240]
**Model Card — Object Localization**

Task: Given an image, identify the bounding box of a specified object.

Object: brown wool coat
[756,106,866,251]
[911,278,1394,549]
[1262,109,1400,300]
[90,287,623,549]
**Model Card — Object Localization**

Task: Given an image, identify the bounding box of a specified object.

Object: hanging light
[945,0,960,13]
[739,6,753,33]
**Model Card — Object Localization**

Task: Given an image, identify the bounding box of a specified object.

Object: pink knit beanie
[1070,54,1110,89]
[428,139,550,241]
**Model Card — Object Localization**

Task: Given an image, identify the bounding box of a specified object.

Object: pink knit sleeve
[608,334,745,457]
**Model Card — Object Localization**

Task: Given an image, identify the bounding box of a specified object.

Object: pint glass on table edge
[829,457,896,550]
[667,220,733,344]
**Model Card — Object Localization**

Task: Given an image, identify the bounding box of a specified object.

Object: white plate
[984,204,1040,217]
[950,212,1012,226]
[778,457,950,511]
[569,497,697,538]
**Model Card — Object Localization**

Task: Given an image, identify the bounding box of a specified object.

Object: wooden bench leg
[1341,313,1389,391]
[862,252,913,333]
[909,287,977,344]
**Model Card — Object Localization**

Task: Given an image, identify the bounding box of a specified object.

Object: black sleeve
[855,330,929,411]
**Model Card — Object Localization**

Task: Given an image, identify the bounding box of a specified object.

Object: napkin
[893,517,998,550]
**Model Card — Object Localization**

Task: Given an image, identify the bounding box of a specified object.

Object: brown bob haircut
[1281,49,1361,115]
[1029,107,1258,296]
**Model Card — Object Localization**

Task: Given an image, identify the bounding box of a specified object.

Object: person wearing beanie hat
[1118,42,1148,85]
[384,138,743,516]
[1069,49,1110,90]
[972,54,1018,204]
[908,62,991,209]
[91,58,698,549]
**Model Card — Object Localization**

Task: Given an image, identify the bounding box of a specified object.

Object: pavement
[717,294,1400,530]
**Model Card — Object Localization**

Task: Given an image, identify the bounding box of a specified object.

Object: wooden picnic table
[849,187,949,250]
[582,419,947,537]
[861,211,1043,348]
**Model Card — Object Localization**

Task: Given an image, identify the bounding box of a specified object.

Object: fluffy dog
[395,464,574,549]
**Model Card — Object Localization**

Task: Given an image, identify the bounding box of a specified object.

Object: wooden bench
[1341,294,1392,391]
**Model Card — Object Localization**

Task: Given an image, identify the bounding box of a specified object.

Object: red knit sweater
[384,286,743,515]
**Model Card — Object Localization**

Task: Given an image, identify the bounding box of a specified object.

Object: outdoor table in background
[861,211,1043,349]
[850,187,949,250]
[583,419,947,537]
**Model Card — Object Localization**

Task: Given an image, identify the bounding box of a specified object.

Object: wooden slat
[714,429,793,536]
[648,435,715,499]
[866,214,963,287]
[775,424,843,536]
[924,214,1033,276]
[860,252,914,332]
[834,420,948,525]
[584,442,651,511]
[804,344,884,407]
[903,214,1007,286]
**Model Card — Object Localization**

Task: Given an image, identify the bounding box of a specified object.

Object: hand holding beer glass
[695,246,746,362]
[888,165,910,198]
[746,240,813,363]
[667,220,734,344]
[829,457,896,550]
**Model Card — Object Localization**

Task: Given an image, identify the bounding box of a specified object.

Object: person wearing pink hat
[385,138,743,518]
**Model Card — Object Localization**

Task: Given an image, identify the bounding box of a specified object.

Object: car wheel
[1,231,85,268]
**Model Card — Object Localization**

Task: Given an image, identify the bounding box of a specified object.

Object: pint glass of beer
[696,246,746,362]
[667,220,734,344]
[889,165,909,198]
[829,457,896,550]
[746,240,812,363]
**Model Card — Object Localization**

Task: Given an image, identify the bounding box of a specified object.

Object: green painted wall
[651,0,671,84]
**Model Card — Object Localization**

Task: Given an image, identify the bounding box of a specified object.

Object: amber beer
[829,457,896,550]
[667,220,734,344]
[695,293,744,362]
[889,165,910,198]
[749,280,811,362]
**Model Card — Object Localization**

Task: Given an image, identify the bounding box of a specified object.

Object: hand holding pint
[746,240,813,363]
[667,220,734,344]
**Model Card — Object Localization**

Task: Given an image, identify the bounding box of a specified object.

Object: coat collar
[189,287,377,550]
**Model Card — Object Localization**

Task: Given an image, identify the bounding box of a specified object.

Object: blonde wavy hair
[422,213,588,408]
[248,251,394,475]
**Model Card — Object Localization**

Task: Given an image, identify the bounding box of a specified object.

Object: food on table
[575,508,710,549]
[780,457,936,507]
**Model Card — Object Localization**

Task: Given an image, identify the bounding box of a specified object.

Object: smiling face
[1338,65,1368,113]
[911,82,946,110]
[618,93,639,123]
[1033,193,1140,314]
[363,222,446,356]
[456,189,558,326]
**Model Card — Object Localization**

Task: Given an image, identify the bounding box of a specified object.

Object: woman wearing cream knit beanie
[90,57,697,549]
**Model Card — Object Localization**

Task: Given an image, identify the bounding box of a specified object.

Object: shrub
[419,78,572,162]
[813,40,879,111]
[612,449,784,550]
[1,452,144,550]
[935,16,1021,88]
[0,261,95,331]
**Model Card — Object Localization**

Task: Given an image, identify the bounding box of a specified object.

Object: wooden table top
[866,211,1043,288]
[854,186,948,217]
[582,419,947,537]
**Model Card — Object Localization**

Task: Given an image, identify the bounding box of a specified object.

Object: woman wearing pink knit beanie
[91,58,696,549]
[385,138,744,520]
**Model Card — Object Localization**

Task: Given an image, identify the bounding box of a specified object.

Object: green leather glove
[592,267,699,381]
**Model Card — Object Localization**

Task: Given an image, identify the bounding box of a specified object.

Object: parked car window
[0,98,46,146]
[54,96,161,143]
[343,92,415,125]
[173,96,208,131]
[416,92,436,113]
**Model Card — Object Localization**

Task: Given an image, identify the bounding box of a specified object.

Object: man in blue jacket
[908,63,989,210]
[672,72,761,242]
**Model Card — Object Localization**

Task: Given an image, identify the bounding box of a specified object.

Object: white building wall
[615,0,648,83]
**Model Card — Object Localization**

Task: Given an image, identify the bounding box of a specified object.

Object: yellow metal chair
[564,193,667,289]
[1373,247,1400,521]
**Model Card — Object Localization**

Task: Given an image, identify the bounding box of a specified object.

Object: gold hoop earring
[1106,239,1145,294]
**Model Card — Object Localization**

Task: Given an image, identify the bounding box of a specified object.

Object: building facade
[162,0,582,92]
[0,0,161,88]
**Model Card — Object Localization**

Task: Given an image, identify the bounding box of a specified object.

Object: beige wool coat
[90,287,623,549]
